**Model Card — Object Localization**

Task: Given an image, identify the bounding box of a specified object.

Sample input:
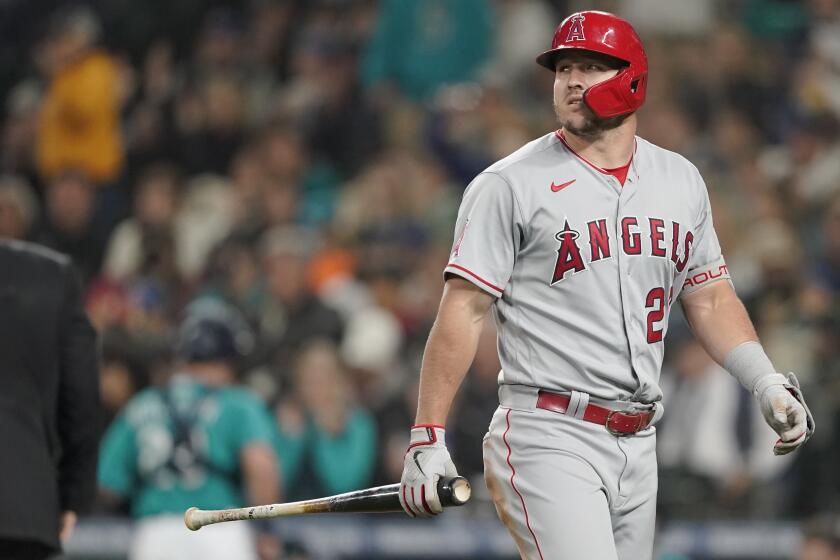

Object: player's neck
[561,115,637,170]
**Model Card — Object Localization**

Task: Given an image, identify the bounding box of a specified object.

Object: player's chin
[555,104,576,122]
[555,102,587,122]
[557,113,594,135]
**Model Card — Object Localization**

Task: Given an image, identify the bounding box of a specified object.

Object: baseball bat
[184,476,471,531]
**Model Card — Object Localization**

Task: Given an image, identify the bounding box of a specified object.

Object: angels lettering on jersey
[552,216,697,285]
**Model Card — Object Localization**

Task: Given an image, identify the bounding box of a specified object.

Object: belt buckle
[606,409,640,436]
[605,410,624,436]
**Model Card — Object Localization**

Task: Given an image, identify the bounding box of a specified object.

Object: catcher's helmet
[536,11,647,119]
[175,299,255,363]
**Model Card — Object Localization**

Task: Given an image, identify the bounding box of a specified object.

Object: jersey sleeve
[679,172,731,297]
[444,172,523,297]
[229,391,278,451]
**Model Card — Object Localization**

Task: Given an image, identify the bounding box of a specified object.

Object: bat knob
[184,507,201,531]
[438,476,472,506]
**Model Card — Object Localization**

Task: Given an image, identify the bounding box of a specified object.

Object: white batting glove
[399,425,458,517]
[754,373,815,455]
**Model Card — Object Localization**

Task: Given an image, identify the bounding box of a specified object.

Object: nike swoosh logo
[551,179,576,192]
[412,450,425,475]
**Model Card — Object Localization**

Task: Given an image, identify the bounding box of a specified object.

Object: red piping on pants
[503,409,545,560]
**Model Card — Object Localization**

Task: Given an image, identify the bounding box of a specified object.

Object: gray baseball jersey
[445,130,729,403]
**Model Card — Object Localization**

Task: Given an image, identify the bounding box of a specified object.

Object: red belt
[536,390,653,436]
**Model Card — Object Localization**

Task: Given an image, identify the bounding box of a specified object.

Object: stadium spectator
[34,170,107,286]
[340,305,405,406]
[0,239,100,560]
[361,0,495,101]
[178,74,247,176]
[288,26,384,180]
[1,81,41,179]
[274,340,377,500]
[258,125,340,227]
[102,164,183,285]
[123,40,178,170]
[174,173,238,281]
[480,0,555,93]
[0,174,38,239]
[36,5,124,185]
[98,300,279,560]
[251,226,343,395]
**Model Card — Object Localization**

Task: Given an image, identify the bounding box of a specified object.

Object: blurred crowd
[0,0,839,549]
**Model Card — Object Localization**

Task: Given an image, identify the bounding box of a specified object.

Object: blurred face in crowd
[231,148,266,201]
[136,169,178,229]
[294,342,348,412]
[262,183,299,227]
[204,77,245,132]
[266,250,309,305]
[47,172,95,235]
[100,359,135,416]
[553,51,625,137]
[0,188,31,239]
[197,21,242,68]
[712,110,758,164]
[261,129,305,180]
[249,2,291,66]
[225,243,260,299]
[38,31,91,75]
[636,103,692,153]
[711,26,749,76]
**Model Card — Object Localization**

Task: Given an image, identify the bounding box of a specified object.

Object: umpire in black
[0,239,100,559]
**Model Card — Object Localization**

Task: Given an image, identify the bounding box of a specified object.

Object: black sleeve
[57,265,101,513]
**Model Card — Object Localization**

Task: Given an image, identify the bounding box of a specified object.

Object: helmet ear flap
[583,66,647,119]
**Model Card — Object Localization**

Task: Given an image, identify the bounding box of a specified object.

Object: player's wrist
[723,341,779,396]
[752,373,789,400]
[408,425,446,449]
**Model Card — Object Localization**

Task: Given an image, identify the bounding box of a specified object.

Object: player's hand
[399,425,458,517]
[755,373,815,455]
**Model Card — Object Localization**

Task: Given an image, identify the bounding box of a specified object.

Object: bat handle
[438,476,471,507]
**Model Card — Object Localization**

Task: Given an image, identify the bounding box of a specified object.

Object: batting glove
[754,373,815,455]
[399,425,458,517]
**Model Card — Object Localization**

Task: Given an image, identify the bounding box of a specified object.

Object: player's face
[553,52,623,137]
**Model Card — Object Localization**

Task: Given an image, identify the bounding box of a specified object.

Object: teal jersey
[98,376,277,518]
[361,0,494,100]
[275,408,377,499]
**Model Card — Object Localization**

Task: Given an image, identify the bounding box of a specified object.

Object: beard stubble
[555,100,629,140]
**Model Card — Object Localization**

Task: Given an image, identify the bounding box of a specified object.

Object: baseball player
[98,300,279,559]
[399,11,815,559]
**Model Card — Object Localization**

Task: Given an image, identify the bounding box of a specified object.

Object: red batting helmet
[536,11,647,119]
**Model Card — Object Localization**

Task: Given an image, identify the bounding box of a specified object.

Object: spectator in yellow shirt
[37,6,123,185]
